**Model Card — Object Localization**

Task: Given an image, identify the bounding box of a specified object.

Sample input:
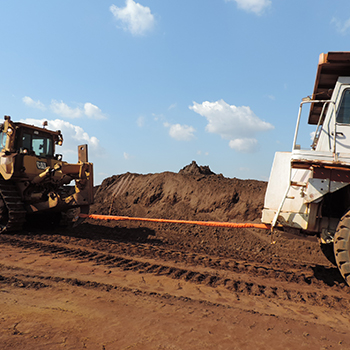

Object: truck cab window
[32,135,53,157]
[0,132,7,150]
[21,132,53,157]
[337,89,350,124]
[22,133,31,151]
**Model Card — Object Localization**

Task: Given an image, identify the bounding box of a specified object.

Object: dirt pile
[89,161,326,266]
[92,161,267,223]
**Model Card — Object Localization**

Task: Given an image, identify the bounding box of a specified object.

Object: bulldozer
[262,52,350,284]
[0,115,93,231]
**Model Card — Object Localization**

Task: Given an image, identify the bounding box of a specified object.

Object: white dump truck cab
[262,52,350,284]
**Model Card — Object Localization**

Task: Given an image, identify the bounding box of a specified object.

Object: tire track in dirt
[1,232,344,288]
[1,233,350,311]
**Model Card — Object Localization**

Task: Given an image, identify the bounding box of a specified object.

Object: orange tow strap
[79,213,271,230]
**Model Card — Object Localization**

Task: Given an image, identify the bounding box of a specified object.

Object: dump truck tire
[334,213,350,285]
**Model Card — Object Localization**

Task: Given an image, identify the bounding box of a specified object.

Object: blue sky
[1,0,349,184]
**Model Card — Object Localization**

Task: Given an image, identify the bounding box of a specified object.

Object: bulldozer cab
[0,117,64,180]
[19,129,54,158]
[0,117,63,156]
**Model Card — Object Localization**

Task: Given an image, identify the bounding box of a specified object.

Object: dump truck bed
[309,52,350,125]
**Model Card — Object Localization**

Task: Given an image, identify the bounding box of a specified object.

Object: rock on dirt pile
[92,161,267,223]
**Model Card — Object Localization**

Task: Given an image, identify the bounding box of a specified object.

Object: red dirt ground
[1,161,350,349]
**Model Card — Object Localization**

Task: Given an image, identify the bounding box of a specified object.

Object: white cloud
[153,113,164,122]
[22,96,46,111]
[190,99,273,152]
[331,17,350,34]
[51,101,106,120]
[19,118,101,160]
[123,152,131,160]
[197,150,209,156]
[84,103,106,120]
[164,122,196,141]
[50,100,83,119]
[110,0,155,36]
[226,0,271,15]
[190,99,273,139]
[137,116,145,127]
[229,138,258,153]
[23,97,106,120]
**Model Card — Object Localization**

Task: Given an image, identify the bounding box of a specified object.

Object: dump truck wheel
[334,212,350,285]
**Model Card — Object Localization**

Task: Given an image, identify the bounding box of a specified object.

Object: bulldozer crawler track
[0,178,26,232]
[1,233,349,311]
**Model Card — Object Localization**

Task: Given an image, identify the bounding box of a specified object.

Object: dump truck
[0,116,93,231]
[262,52,350,284]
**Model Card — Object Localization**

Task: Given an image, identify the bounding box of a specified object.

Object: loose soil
[1,161,350,349]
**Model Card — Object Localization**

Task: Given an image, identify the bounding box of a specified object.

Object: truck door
[335,88,350,154]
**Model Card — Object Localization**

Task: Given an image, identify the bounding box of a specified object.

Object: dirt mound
[178,160,215,176]
[92,162,267,223]
[90,162,326,266]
